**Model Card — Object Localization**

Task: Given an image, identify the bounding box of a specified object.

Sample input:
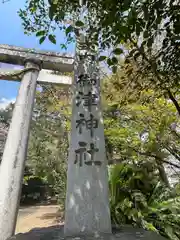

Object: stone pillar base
[8,225,167,240]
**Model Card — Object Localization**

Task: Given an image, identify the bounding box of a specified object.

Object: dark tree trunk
[167,90,180,116]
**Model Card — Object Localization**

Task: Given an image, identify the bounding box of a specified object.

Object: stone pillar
[0,61,40,240]
[64,51,112,236]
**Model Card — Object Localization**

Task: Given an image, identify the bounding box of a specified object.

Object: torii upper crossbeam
[0,44,74,72]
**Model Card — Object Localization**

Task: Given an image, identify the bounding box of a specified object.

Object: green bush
[109,163,180,240]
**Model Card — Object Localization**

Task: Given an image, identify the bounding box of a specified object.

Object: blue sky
[0,0,75,106]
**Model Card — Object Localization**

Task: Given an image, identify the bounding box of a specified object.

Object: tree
[18,0,180,115]
[102,63,180,239]
[0,103,13,162]
[103,63,180,186]
[109,163,180,240]
[0,84,70,204]
[27,83,71,204]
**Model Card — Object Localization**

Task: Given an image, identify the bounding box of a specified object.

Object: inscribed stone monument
[64,51,111,236]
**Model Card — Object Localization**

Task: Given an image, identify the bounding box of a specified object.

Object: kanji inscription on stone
[64,47,111,235]
[77,74,97,88]
[76,91,98,111]
[77,54,96,61]
[74,141,101,167]
[76,113,98,137]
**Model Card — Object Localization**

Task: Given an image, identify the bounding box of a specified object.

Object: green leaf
[66,25,73,35]
[112,65,117,74]
[36,30,46,37]
[112,57,118,64]
[60,43,67,50]
[113,48,123,55]
[75,21,84,27]
[143,31,149,39]
[39,36,46,44]
[107,58,113,66]
[48,34,56,44]
[98,56,107,61]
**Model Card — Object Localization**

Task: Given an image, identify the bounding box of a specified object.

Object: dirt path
[16,205,64,234]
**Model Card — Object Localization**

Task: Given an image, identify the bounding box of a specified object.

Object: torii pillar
[0,44,73,240]
[0,60,40,240]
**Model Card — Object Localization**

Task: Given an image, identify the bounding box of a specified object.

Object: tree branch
[129,38,180,115]
[130,146,180,169]
[167,90,180,115]
[165,145,180,162]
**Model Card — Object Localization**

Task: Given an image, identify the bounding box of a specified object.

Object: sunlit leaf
[113,48,123,55]
[75,20,84,27]
[36,30,46,37]
[48,34,56,44]
[39,36,46,44]
[99,56,107,61]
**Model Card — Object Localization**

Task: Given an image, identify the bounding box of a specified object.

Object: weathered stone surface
[0,44,74,72]
[0,62,40,240]
[64,52,111,235]
[7,225,167,240]
[0,68,72,86]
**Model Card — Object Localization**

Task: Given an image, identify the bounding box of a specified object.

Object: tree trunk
[167,90,180,116]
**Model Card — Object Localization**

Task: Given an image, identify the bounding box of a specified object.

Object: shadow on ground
[38,210,64,224]
[9,225,167,240]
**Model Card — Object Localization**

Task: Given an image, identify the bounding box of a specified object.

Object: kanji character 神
[76,113,98,137]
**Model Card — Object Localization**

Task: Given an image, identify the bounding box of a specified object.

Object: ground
[13,205,166,240]
[16,204,64,234]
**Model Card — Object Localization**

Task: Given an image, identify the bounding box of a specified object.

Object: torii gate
[0,44,111,240]
[0,44,73,240]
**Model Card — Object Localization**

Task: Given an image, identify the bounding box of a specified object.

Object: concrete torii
[0,44,73,240]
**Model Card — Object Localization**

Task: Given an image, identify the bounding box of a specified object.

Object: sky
[0,0,75,109]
